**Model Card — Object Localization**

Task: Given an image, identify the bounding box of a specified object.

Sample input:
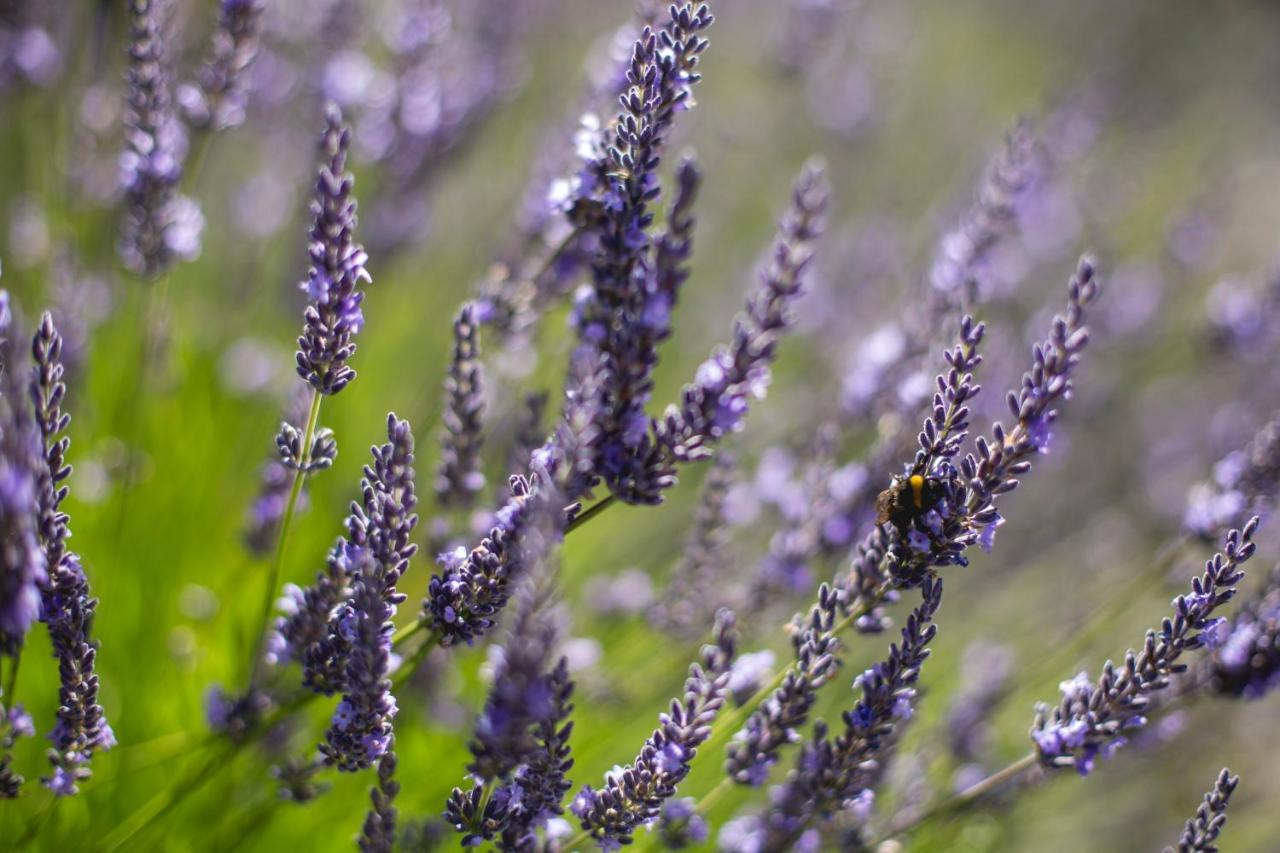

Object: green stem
[872,752,1039,844]
[249,388,323,687]
[100,746,238,852]
[2,651,18,708]
[567,494,616,534]
[990,534,1190,719]
[111,277,169,549]
[15,792,57,849]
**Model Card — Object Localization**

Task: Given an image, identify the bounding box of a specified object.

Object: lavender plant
[10,3,1280,851]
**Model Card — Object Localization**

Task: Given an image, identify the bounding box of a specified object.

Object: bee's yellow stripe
[909,474,924,509]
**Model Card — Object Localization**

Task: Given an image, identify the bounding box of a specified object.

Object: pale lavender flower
[295,104,372,396]
[927,120,1045,303]
[655,161,829,465]
[946,641,1013,775]
[1203,564,1280,700]
[1183,411,1280,541]
[1164,768,1238,853]
[437,304,487,508]
[656,797,708,849]
[179,0,265,131]
[1031,521,1257,776]
[650,450,737,635]
[120,0,200,278]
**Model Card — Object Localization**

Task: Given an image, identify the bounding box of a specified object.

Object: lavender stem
[250,387,323,686]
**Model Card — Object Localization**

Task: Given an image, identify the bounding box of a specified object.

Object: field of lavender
[2,1,1280,850]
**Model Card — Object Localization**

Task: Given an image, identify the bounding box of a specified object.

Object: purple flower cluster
[1031,521,1257,776]
[0,299,44,657]
[445,573,576,849]
[573,610,737,849]
[320,550,399,772]
[178,0,264,131]
[423,155,826,649]
[1165,768,1239,853]
[1183,410,1280,541]
[424,473,555,647]
[1203,564,1280,699]
[31,313,112,795]
[436,303,487,509]
[572,7,711,502]
[850,257,1100,598]
[725,586,842,787]
[244,388,314,555]
[754,578,942,849]
[120,0,202,278]
[293,414,418,696]
[295,105,372,397]
[655,162,830,466]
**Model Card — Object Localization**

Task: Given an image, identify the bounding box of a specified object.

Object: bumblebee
[875,473,946,534]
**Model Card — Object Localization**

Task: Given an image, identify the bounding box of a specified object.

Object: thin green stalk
[989,534,1191,720]
[101,745,239,852]
[567,494,616,534]
[873,751,1039,844]
[2,651,18,708]
[111,277,170,549]
[249,387,323,686]
[15,792,57,849]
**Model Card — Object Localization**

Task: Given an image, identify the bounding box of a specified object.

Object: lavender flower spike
[298,414,418,696]
[436,303,487,508]
[752,577,943,849]
[179,0,265,131]
[1203,563,1280,699]
[31,313,112,795]
[0,299,45,657]
[446,563,574,848]
[319,548,398,772]
[359,746,399,853]
[725,586,841,786]
[1031,520,1258,776]
[295,105,371,397]
[1164,768,1239,853]
[573,610,737,849]
[650,449,736,635]
[120,0,201,278]
[655,160,829,464]
[1183,410,1280,541]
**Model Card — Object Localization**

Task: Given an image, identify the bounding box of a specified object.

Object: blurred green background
[3,0,1280,850]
